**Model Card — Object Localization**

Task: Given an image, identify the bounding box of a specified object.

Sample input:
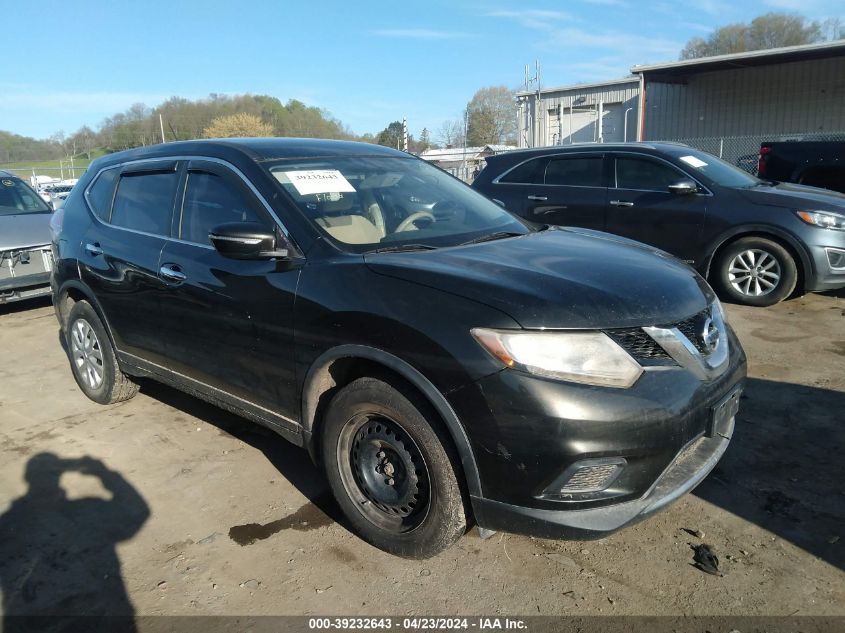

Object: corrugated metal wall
[644,56,845,139]
[519,81,640,147]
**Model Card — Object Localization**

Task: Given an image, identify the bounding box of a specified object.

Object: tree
[203,113,274,138]
[680,12,826,59]
[436,120,464,147]
[376,121,405,148]
[418,127,432,151]
[465,86,516,146]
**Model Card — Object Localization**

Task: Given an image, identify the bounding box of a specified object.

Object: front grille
[607,328,672,365]
[561,464,621,493]
[674,309,709,354]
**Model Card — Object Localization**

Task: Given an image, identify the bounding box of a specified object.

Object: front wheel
[713,237,798,307]
[321,377,466,558]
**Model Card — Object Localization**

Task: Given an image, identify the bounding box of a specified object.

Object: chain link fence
[663,132,845,174]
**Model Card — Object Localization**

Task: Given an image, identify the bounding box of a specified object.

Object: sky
[2,0,843,141]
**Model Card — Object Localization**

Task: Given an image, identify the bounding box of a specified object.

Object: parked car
[473,142,845,306]
[758,140,845,194]
[0,171,55,304]
[52,139,746,558]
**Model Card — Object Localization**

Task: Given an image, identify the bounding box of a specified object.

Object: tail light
[49,206,65,237]
[757,144,771,176]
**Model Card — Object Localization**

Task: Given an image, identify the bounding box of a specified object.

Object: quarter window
[180,172,264,244]
[615,157,685,191]
[87,168,119,220]
[110,171,178,236]
[544,157,603,187]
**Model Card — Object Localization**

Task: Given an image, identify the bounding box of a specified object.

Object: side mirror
[668,179,699,195]
[209,222,289,260]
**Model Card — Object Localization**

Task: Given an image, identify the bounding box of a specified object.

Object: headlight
[796,210,845,231]
[471,328,643,388]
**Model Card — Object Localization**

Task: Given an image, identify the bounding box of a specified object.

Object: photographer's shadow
[0,453,149,623]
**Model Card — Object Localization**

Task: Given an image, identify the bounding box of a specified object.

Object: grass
[0,150,108,176]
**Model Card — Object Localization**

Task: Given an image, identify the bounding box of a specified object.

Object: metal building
[516,77,640,148]
[518,40,845,165]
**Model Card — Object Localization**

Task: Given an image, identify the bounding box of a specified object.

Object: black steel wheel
[322,377,466,558]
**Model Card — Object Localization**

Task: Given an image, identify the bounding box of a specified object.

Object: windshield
[0,177,52,216]
[668,148,761,188]
[266,156,530,252]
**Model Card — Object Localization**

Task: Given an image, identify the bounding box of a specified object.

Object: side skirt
[117,351,304,448]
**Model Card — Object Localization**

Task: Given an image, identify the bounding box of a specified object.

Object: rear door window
[498,157,547,184]
[110,170,179,236]
[544,156,604,187]
[180,171,265,245]
[615,156,685,192]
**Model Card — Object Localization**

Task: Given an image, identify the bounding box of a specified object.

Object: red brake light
[757,145,771,176]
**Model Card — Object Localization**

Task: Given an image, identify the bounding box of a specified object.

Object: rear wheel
[321,377,466,558]
[714,237,797,307]
[66,301,139,404]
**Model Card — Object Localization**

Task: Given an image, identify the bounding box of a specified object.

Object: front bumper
[471,416,733,539]
[806,235,845,292]
[449,327,746,539]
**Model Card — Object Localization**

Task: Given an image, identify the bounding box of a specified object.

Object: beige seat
[314,194,382,244]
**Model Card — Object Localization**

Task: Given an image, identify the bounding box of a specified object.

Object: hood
[365,228,713,329]
[0,212,53,251]
[739,181,845,211]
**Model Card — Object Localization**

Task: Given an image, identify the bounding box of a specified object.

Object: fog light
[541,458,626,497]
[826,247,845,271]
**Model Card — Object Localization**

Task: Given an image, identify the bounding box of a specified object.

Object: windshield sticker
[283,170,355,196]
[2,179,14,186]
[679,155,708,168]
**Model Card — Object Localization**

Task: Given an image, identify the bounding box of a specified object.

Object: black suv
[473,142,845,306]
[52,139,745,557]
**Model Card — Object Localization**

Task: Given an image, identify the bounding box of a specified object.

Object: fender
[55,279,121,348]
[701,223,814,286]
[301,344,484,498]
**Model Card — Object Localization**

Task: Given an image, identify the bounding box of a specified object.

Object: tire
[321,377,466,558]
[713,237,798,307]
[65,301,139,404]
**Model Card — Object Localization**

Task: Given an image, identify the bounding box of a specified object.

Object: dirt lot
[0,291,843,619]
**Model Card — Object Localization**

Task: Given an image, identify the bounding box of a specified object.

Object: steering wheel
[396,211,436,232]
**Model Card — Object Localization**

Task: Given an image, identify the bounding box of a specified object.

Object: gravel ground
[0,291,843,619]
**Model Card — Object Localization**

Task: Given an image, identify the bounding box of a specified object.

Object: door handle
[159,264,187,282]
[527,195,548,201]
[85,242,103,256]
[609,200,634,207]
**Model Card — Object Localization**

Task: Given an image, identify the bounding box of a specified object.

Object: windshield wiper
[367,243,439,254]
[460,231,525,246]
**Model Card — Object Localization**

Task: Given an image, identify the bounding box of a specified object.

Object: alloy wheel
[727,248,781,297]
[70,318,104,390]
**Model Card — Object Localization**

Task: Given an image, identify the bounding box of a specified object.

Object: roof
[93,138,407,170]
[420,144,516,162]
[483,141,693,161]
[632,40,845,80]
[516,76,639,98]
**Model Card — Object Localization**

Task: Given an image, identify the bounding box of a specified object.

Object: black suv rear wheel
[714,236,798,307]
[321,377,466,558]
[65,301,139,404]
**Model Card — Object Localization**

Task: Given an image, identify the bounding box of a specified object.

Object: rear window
[544,156,604,187]
[110,171,178,236]
[0,177,51,216]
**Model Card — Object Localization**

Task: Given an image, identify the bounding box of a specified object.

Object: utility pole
[462,109,468,179]
[524,60,541,147]
[402,117,408,152]
[159,113,166,144]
